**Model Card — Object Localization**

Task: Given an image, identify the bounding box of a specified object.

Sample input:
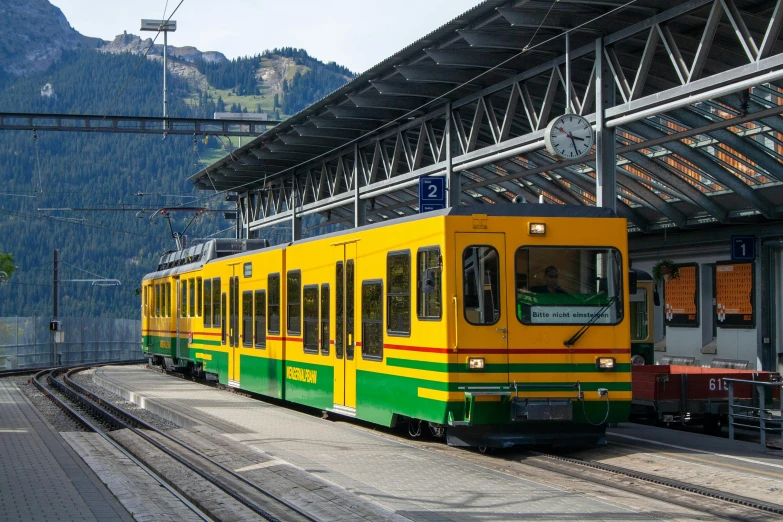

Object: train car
[629,269,654,365]
[142,204,633,448]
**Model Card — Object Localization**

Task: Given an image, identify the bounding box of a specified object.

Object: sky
[50,0,481,73]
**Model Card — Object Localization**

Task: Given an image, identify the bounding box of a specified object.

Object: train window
[212,278,221,327]
[232,277,240,347]
[197,277,202,317]
[362,280,383,361]
[346,260,355,361]
[189,279,196,317]
[630,288,648,341]
[203,279,212,327]
[254,290,266,348]
[143,286,148,318]
[320,284,330,355]
[268,274,280,334]
[417,247,442,320]
[181,281,187,318]
[335,263,343,359]
[166,282,171,317]
[160,283,166,317]
[242,290,253,347]
[221,292,227,344]
[287,270,302,335]
[243,262,252,278]
[387,251,411,336]
[514,247,623,325]
[155,284,161,317]
[462,246,500,325]
[303,285,319,354]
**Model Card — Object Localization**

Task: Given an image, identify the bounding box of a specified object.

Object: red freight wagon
[631,365,781,432]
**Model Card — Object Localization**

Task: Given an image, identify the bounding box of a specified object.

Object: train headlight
[468,357,485,370]
[528,223,546,235]
[596,357,615,370]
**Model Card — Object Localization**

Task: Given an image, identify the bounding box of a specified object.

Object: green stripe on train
[356,370,630,427]
[386,358,631,374]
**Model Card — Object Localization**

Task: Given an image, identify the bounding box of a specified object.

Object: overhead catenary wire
[188,0,639,206]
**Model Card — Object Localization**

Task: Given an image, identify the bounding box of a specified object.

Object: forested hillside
[0,42,353,318]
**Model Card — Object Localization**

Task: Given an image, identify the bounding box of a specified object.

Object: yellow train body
[142,205,631,447]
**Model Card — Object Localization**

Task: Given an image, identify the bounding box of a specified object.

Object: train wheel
[702,414,721,435]
[428,423,446,439]
[407,418,422,438]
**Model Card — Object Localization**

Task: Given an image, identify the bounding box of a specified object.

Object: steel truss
[190,0,783,238]
[0,112,278,137]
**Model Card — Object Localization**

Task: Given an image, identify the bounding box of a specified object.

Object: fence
[0,316,142,370]
[726,378,782,449]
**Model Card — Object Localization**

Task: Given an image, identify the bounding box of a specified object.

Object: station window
[417,247,442,320]
[254,290,266,348]
[287,270,301,335]
[320,284,330,356]
[462,246,500,325]
[212,278,221,328]
[189,279,196,317]
[268,274,280,334]
[362,280,383,360]
[166,282,171,317]
[303,285,319,354]
[197,277,202,317]
[181,281,187,318]
[203,279,212,327]
[387,251,411,335]
[242,290,253,347]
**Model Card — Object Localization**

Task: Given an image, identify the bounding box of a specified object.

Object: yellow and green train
[142,204,632,447]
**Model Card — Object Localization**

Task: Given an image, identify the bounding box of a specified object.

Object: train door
[174,277,183,360]
[454,233,509,381]
[229,275,240,385]
[333,240,358,410]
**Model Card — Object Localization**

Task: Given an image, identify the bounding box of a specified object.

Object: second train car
[142,204,633,447]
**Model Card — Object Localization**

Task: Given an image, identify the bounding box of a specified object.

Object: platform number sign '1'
[730,235,755,261]
[419,176,446,213]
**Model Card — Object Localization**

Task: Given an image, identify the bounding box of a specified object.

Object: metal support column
[354,144,366,227]
[291,176,302,242]
[595,38,616,210]
[760,240,773,370]
[446,103,460,208]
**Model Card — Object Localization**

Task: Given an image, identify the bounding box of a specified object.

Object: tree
[0,253,15,281]
[273,93,279,108]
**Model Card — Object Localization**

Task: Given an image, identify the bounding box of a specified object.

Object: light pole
[140,19,177,122]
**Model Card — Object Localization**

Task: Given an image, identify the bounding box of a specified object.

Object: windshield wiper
[563,295,618,347]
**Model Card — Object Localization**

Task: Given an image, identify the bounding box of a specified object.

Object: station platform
[94,365,671,521]
[0,380,133,522]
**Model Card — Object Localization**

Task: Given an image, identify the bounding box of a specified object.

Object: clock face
[544,114,594,160]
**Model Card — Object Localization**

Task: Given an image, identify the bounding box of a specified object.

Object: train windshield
[514,247,623,325]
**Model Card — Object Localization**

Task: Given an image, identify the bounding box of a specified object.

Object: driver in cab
[531,266,568,294]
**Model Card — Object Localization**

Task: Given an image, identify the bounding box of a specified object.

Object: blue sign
[419,177,446,213]
[731,235,755,261]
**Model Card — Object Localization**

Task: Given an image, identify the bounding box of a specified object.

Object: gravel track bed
[3,375,86,432]
[71,366,182,431]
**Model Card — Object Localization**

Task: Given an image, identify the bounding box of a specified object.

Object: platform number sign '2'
[419,176,446,213]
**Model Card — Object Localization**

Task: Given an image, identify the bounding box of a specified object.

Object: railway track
[35,365,320,522]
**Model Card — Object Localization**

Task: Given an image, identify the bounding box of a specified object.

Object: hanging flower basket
[652,259,679,284]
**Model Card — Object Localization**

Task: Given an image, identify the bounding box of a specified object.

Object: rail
[725,378,782,449]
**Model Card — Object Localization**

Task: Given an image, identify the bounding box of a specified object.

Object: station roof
[190,0,783,234]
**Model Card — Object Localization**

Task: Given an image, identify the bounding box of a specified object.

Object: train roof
[143,238,269,280]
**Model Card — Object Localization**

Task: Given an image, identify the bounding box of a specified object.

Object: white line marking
[610,433,783,470]
[234,460,283,472]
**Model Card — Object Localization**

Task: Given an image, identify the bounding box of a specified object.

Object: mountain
[0,0,355,319]
[0,0,100,75]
